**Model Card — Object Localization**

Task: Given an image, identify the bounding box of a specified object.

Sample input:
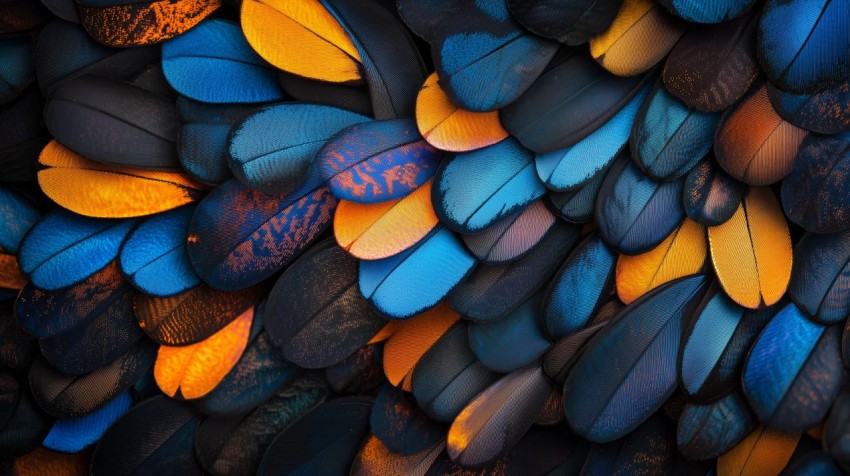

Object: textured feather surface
[683,158,745,227]
[10,447,91,475]
[0,38,32,105]
[677,392,755,461]
[768,79,850,135]
[395,0,464,42]
[382,303,459,386]
[351,436,445,476]
[716,425,799,476]
[656,0,756,23]
[547,156,618,223]
[265,240,385,368]
[580,415,675,475]
[371,383,445,456]
[543,321,609,384]
[277,70,372,116]
[0,186,40,254]
[42,391,132,453]
[0,380,51,459]
[324,342,385,396]
[507,0,622,45]
[564,275,705,442]
[789,231,850,324]
[708,187,792,309]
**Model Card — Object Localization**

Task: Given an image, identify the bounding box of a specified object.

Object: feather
[194,371,329,476]
[38,141,206,219]
[28,340,156,418]
[632,81,720,181]
[351,436,445,476]
[161,18,285,104]
[543,234,617,339]
[506,0,622,45]
[359,225,476,319]
[0,88,49,183]
[789,231,850,324]
[34,20,157,95]
[0,307,36,374]
[277,70,373,116]
[715,84,808,186]
[447,364,552,467]
[40,0,79,22]
[430,0,557,112]
[782,450,844,476]
[415,72,509,153]
[186,174,336,291]
[683,158,745,227]
[318,119,442,203]
[44,75,180,170]
[0,0,50,32]
[543,321,608,384]
[468,292,551,373]
[768,79,850,135]
[595,156,685,255]
[371,383,446,455]
[501,48,653,153]
[547,155,621,223]
[589,0,687,77]
[757,0,850,94]
[564,275,706,442]
[616,218,706,304]
[717,425,800,476]
[707,187,792,309]
[580,415,675,475]
[334,180,439,260]
[265,239,385,368]
[135,284,262,346]
[663,13,759,112]
[77,0,220,47]
[396,0,464,42]
[782,133,850,234]
[411,322,499,422]
[449,218,578,322]
[228,103,369,195]
[0,38,32,105]
[119,206,200,296]
[382,303,459,387]
[655,0,756,23]
[9,447,91,475]
[0,381,51,458]
[536,84,649,191]
[257,397,373,475]
[824,392,850,472]
[42,391,132,453]
[129,62,176,97]
[90,395,202,475]
[743,303,843,432]
[324,342,385,395]
[0,254,25,291]
[679,285,775,402]
[17,209,136,291]
[0,186,39,254]
[677,392,756,460]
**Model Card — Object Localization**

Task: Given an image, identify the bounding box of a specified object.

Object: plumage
[595,157,685,255]
[655,0,756,23]
[547,155,622,223]
[334,180,438,260]
[396,0,464,42]
[0,308,36,374]
[359,225,476,319]
[9,447,91,475]
[0,0,50,33]
[415,73,509,153]
[430,0,557,112]
[194,372,329,476]
[782,450,844,476]
[677,392,756,460]
[715,84,808,186]
[371,383,446,456]
[186,173,336,291]
[663,13,759,112]
[468,292,551,373]
[564,275,706,442]
[318,119,443,204]
[40,0,79,22]
[135,284,262,346]
[265,240,385,368]
[0,254,25,291]
[277,70,373,116]
[743,303,843,432]
[0,186,39,254]
[789,231,850,324]
[707,187,792,309]
[0,380,51,458]
[382,303,459,387]
[768,79,850,135]
[507,0,622,45]
[616,218,706,304]
[257,397,373,475]
[589,0,687,77]
[0,38,32,105]
[782,133,850,234]
[501,49,652,153]
[579,415,675,475]
[0,88,49,183]
[351,436,445,476]
[324,342,385,395]
[90,396,202,475]
[42,391,132,453]
[757,0,850,93]
[447,365,552,467]
[536,84,648,191]
[716,425,800,476]
[44,75,180,170]
[824,392,850,472]
[154,307,253,399]
[683,158,745,227]
[543,321,609,384]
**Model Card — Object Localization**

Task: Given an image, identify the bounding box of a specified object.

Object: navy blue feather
[683,158,745,227]
[579,415,675,475]
[371,383,446,456]
[0,186,39,254]
[396,0,464,42]
[0,89,49,182]
[768,79,850,135]
[42,390,132,453]
[656,0,756,23]
[676,392,755,460]
[543,321,609,384]
[743,303,844,432]
[547,155,622,223]
[564,275,706,442]
[0,38,33,105]
[783,451,844,476]
[506,0,622,45]
[789,231,850,325]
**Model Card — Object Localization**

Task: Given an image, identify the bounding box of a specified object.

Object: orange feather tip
[0,253,27,290]
[382,302,460,386]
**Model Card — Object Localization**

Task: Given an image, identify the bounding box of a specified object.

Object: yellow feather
[382,303,459,386]
[717,425,800,476]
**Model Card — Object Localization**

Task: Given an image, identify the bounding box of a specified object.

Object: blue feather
[467,292,551,373]
[564,275,706,442]
[433,138,545,234]
[542,234,617,340]
[536,84,649,191]
[595,157,685,254]
[358,225,476,319]
[119,205,200,297]
[317,118,443,203]
[228,103,370,195]
[656,0,756,23]
[0,38,33,104]
[162,19,285,104]
[784,451,844,476]
[768,79,850,135]
[677,392,755,460]
[789,232,850,325]
[370,383,445,456]
[43,391,132,453]
[461,200,561,264]
[758,0,850,93]
[631,82,720,181]
[824,393,850,472]
[547,156,622,223]
[0,186,40,253]
[683,158,745,227]
[18,210,136,290]
[743,303,844,432]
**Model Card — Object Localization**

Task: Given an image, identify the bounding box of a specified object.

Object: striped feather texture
[768,79,850,135]
[716,425,799,476]
[655,0,756,23]
[683,158,745,227]
[382,304,459,387]
[547,159,613,223]
[42,391,132,453]
[789,231,850,324]
[677,392,755,461]
[351,436,444,476]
